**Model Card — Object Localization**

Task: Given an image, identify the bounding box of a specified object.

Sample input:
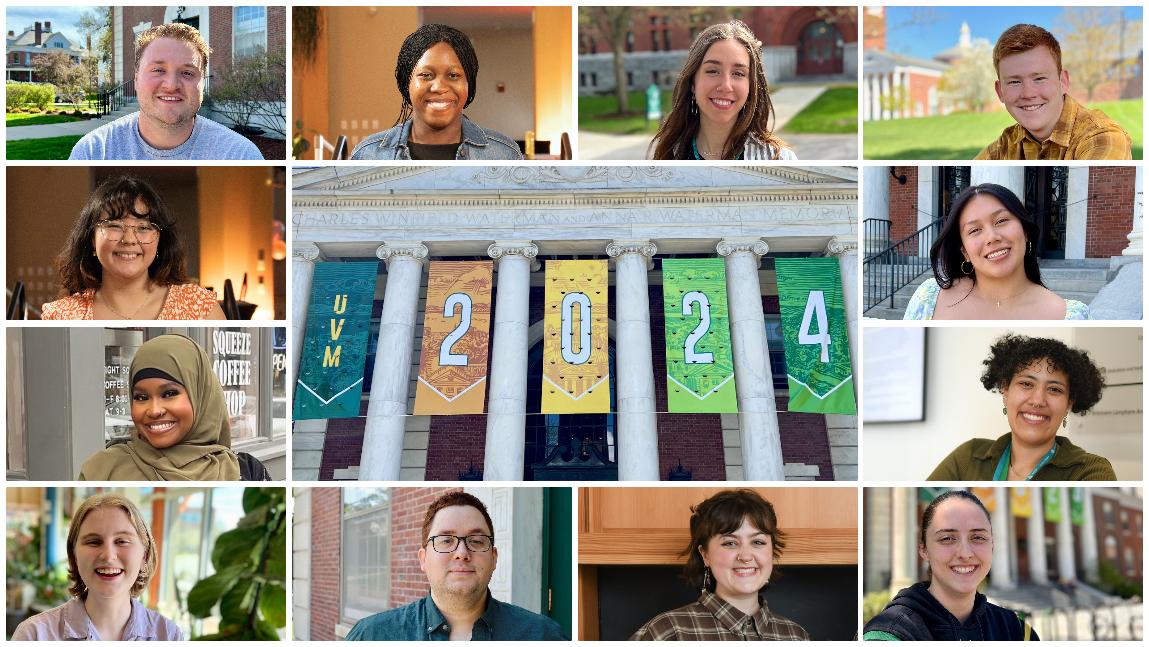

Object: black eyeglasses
[426,534,494,553]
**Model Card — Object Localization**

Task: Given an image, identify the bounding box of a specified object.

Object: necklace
[691,138,723,159]
[96,288,155,319]
[975,283,1032,307]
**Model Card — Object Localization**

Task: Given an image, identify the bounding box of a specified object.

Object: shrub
[1097,561,1142,599]
[863,590,893,624]
[5,81,55,110]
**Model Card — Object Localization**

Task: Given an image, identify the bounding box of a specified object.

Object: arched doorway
[797,20,844,76]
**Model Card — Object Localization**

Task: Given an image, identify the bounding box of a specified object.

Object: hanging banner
[1070,488,1085,526]
[1044,488,1062,522]
[1011,488,1032,518]
[970,487,996,513]
[542,260,610,413]
[294,262,379,420]
[413,261,493,415]
[662,259,738,413]
[774,258,856,414]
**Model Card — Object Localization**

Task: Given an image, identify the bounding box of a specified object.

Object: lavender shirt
[11,597,182,641]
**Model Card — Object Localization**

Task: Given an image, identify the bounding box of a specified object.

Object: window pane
[233,6,267,59]
[207,328,262,443]
[342,489,390,621]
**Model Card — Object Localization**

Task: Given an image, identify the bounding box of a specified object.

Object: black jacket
[238,452,272,481]
[863,582,1038,641]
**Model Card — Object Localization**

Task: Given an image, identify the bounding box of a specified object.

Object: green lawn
[6,134,83,160]
[6,112,84,127]
[864,99,1143,159]
[578,90,672,134]
[780,86,858,134]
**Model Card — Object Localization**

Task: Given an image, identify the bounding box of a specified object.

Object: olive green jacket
[928,433,1116,481]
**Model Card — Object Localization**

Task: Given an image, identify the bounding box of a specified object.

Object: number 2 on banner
[681,291,714,364]
[561,292,592,364]
[439,292,472,366]
[798,290,831,362]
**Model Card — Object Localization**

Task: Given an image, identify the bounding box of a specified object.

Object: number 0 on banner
[542,260,610,413]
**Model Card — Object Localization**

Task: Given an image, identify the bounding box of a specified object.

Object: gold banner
[542,259,610,413]
[1011,488,1032,518]
[413,261,493,415]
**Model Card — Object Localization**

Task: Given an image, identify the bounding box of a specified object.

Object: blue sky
[885,6,1142,59]
[6,7,93,46]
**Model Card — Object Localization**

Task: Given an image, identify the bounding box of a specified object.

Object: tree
[1056,8,1141,102]
[581,7,635,114]
[206,49,287,138]
[937,42,996,113]
[32,50,86,108]
[76,8,113,89]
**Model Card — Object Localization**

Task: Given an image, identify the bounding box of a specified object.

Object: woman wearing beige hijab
[80,334,240,480]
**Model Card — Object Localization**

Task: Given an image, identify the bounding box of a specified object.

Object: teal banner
[774,258,856,414]
[294,262,379,420]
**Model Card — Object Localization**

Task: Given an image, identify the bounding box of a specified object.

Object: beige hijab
[79,334,240,481]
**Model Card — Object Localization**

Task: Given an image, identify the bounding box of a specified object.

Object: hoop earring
[1003,406,1007,415]
[701,566,711,594]
[961,260,974,275]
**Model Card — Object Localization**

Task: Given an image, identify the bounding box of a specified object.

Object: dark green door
[542,488,573,638]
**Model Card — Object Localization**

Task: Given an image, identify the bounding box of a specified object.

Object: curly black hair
[980,334,1105,413]
[393,24,478,126]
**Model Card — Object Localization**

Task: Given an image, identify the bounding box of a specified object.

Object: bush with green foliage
[1096,561,1142,599]
[862,590,893,624]
[6,82,55,110]
[187,487,286,640]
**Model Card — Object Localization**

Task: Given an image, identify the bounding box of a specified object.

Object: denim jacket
[350,116,523,160]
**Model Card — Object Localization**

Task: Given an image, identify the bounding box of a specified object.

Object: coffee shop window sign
[211,328,260,443]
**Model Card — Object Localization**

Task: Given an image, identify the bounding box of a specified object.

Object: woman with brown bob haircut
[631,489,809,640]
[11,494,182,640]
[650,20,794,161]
[42,175,226,320]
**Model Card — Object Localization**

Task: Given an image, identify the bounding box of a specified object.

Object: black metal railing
[863,218,892,260]
[863,219,941,312]
[95,79,134,117]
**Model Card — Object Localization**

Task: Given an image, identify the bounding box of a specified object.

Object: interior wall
[197,167,276,319]
[465,26,535,142]
[532,6,573,149]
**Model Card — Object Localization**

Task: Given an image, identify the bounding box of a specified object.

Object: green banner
[774,258,856,414]
[661,259,737,412]
[1070,488,1084,526]
[294,262,379,420]
[1044,488,1062,522]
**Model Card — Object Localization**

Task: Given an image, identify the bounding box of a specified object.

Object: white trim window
[233,6,267,59]
[341,488,392,623]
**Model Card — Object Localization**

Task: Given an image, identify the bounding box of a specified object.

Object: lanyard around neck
[993,442,1058,481]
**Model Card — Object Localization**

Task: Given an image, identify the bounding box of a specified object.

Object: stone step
[863,305,903,320]
[1040,268,1112,281]
[1042,278,1109,293]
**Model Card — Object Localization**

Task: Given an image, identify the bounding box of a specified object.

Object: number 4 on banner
[798,290,831,362]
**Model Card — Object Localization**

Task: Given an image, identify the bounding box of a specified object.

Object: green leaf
[254,616,281,641]
[259,583,287,628]
[212,527,266,570]
[243,488,272,512]
[186,565,245,618]
[219,579,255,626]
[237,504,270,529]
[266,529,287,580]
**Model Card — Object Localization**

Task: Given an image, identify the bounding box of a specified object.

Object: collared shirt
[629,590,810,641]
[345,592,568,641]
[928,433,1117,481]
[975,94,1132,160]
[11,597,183,641]
[349,117,523,161]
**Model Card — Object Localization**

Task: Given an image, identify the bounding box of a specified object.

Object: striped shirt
[975,94,1131,160]
[630,590,810,641]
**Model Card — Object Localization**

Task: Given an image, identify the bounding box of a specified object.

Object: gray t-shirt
[69,111,263,160]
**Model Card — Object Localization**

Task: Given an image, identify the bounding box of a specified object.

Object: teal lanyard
[691,139,743,161]
[993,443,1058,481]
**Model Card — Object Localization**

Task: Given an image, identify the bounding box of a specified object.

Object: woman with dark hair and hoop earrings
[863,490,1037,641]
[630,490,809,641]
[41,175,226,320]
[649,20,795,161]
[350,23,522,161]
[929,334,1114,481]
[11,494,182,641]
[903,183,1090,320]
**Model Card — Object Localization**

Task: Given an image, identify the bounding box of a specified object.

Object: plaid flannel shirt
[630,590,810,641]
[976,94,1132,160]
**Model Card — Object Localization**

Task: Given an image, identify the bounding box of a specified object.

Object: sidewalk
[6,114,116,141]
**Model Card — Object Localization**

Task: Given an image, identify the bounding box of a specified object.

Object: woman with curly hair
[928,334,1113,480]
[650,20,794,161]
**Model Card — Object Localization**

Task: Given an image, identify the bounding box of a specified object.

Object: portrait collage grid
[1,1,1144,644]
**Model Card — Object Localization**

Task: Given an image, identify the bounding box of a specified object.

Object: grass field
[5,112,84,127]
[779,86,858,134]
[6,134,83,160]
[578,90,673,134]
[864,99,1143,159]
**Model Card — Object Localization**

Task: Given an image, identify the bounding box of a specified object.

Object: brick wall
[1085,167,1135,258]
[426,416,487,480]
[389,487,459,607]
[318,399,368,480]
[119,7,166,93]
[310,488,342,642]
[889,166,919,242]
[908,71,939,117]
[267,7,287,56]
[208,7,231,92]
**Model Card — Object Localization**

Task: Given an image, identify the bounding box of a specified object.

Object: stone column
[971,166,1024,196]
[483,242,539,481]
[360,242,428,481]
[1056,487,1076,582]
[291,244,323,383]
[1123,166,1143,256]
[991,487,1014,589]
[718,238,784,481]
[1079,489,1099,582]
[1027,487,1049,584]
[607,240,660,481]
[825,237,859,384]
[863,167,890,257]
[879,74,890,120]
[890,487,918,589]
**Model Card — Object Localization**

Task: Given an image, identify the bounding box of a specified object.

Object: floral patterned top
[41,283,220,320]
[903,278,1091,320]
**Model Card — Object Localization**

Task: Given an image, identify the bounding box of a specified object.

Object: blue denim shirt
[345,592,568,641]
[349,117,523,160]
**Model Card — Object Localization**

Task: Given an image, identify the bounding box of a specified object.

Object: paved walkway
[578,84,857,161]
[6,111,125,141]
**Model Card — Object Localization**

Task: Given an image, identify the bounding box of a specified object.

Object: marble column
[991,487,1014,589]
[1123,166,1144,256]
[291,244,323,384]
[360,242,428,481]
[1027,487,1049,584]
[1079,489,1099,581]
[825,237,859,386]
[879,74,890,120]
[483,242,538,481]
[607,240,660,481]
[890,487,918,589]
[719,238,784,481]
[863,167,890,257]
[971,166,1024,196]
[1056,487,1076,582]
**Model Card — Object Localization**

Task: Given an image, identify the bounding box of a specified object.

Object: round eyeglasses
[96,220,161,244]
[426,534,494,553]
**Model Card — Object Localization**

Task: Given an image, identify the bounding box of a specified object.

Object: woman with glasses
[631,489,809,640]
[41,176,226,320]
